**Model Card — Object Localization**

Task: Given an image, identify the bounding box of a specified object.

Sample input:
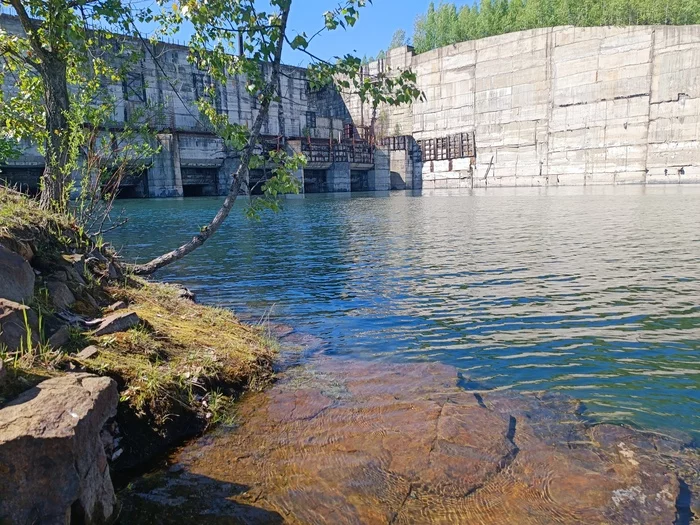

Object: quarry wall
[347,25,700,189]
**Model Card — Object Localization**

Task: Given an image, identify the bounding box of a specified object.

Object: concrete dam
[1,15,699,196]
[349,24,700,189]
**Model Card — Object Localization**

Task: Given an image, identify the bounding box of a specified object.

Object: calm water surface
[109,186,700,438]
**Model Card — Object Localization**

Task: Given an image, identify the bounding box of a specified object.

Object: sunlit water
[109,185,700,438]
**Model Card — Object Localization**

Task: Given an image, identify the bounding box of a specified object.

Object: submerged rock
[121,359,699,524]
[0,373,118,524]
[0,244,35,304]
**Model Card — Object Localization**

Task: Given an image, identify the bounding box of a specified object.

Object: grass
[79,281,276,427]
[0,186,80,256]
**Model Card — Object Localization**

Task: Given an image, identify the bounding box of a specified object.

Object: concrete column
[217,156,238,195]
[328,161,351,192]
[368,146,390,191]
[148,133,183,197]
[286,140,305,193]
[389,150,407,190]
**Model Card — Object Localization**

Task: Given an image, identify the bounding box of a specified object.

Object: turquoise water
[109,186,700,438]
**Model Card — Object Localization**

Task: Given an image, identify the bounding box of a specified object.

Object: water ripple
[110,185,700,438]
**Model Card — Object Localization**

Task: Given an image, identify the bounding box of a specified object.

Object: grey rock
[0,359,5,385]
[177,287,196,302]
[0,299,39,351]
[48,325,71,348]
[46,280,76,310]
[105,301,127,313]
[62,254,86,281]
[76,345,100,360]
[0,237,34,262]
[0,373,118,525]
[93,311,141,336]
[107,262,122,280]
[87,249,108,263]
[49,270,69,283]
[0,244,35,304]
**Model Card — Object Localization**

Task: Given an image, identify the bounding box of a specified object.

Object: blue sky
[283,0,469,65]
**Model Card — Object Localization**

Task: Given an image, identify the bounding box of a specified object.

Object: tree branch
[9,0,46,61]
[131,2,291,275]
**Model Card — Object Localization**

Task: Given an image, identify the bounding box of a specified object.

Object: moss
[0,187,83,257]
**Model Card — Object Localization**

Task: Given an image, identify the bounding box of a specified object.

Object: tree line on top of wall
[411,0,700,54]
[362,29,408,64]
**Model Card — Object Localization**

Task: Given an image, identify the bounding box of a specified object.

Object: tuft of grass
[79,281,276,427]
[0,187,79,254]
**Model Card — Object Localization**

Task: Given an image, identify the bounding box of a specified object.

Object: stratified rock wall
[347,25,700,189]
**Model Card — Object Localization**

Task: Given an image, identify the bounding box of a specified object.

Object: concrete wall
[346,25,700,189]
[0,14,358,197]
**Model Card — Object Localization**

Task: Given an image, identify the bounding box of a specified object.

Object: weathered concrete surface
[0,373,118,525]
[120,358,699,524]
[347,25,700,189]
[0,14,366,197]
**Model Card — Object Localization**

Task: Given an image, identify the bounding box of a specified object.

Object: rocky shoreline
[0,188,277,523]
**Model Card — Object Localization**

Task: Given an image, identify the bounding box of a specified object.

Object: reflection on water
[109,185,700,437]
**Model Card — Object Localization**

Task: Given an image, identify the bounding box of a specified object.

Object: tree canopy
[412,0,700,54]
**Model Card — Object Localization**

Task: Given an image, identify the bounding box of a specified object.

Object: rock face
[0,373,118,525]
[0,244,35,304]
[0,299,40,351]
[121,358,699,524]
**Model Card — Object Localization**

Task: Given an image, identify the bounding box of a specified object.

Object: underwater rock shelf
[122,358,699,524]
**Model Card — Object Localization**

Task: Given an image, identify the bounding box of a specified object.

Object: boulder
[47,325,71,348]
[0,373,118,524]
[0,236,34,262]
[76,345,100,360]
[93,311,141,336]
[105,301,127,313]
[46,280,76,310]
[0,299,40,351]
[177,286,196,302]
[0,244,35,304]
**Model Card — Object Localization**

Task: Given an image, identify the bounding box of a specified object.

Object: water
[109,185,700,438]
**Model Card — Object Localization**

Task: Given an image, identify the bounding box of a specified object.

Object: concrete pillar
[148,133,183,197]
[217,156,238,195]
[368,146,390,191]
[389,150,407,189]
[286,140,305,193]
[328,161,351,192]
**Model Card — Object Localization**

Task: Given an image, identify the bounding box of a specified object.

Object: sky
[282,0,469,66]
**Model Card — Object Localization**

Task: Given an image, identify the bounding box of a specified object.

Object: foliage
[412,0,700,53]
[0,0,159,224]
[148,0,421,214]
[388,28,408,50]
[131,0,423,274]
